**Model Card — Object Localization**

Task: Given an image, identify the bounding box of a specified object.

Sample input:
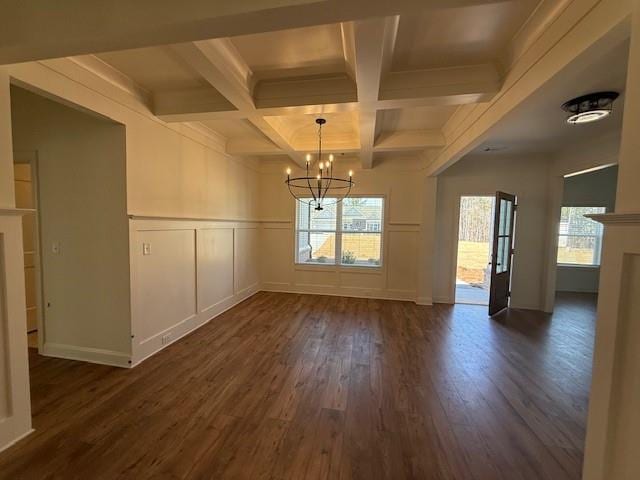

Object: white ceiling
[392,1,539,71]
[97,47,210,92]
[230,24,347,80]
[474,38,629,155]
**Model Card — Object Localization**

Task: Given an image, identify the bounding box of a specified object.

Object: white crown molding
[68,55,152,107]
[183,121,228,153]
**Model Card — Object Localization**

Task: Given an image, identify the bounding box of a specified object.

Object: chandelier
[285,118,354,211]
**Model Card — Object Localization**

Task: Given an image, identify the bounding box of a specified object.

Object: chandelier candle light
[285,118,354,211]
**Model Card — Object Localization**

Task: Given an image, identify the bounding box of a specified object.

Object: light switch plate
[52,242,60,254]
[142,243,151,255]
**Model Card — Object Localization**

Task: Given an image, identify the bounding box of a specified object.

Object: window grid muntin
[295,195,384,267]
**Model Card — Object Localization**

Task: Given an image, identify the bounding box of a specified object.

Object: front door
[489,191,517,316]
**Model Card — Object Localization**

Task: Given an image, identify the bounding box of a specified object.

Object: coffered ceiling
[78,1,547,168]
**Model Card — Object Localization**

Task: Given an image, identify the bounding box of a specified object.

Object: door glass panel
[496,237,505,273]
[504,201,512,235]
[502,235,510,272]
[499,199,507,235]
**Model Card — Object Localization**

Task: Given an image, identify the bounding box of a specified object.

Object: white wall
[433,154,553,310]
[10,86,131,366]
[556,166,618,293]
[259,155,426,302]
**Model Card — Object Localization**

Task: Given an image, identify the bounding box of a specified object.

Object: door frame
[452,193,496,305]
[13,149,45,353]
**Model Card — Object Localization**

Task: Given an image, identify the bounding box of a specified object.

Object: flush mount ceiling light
[284,118,354,211]
[562,91,619,125]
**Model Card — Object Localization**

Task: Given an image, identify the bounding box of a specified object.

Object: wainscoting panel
[197,228,234,314]
[134,228,197,345]
[386,230,419,293]
[235,227,260,295]
[129,218,260,366]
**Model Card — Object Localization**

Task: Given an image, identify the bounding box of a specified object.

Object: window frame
[294,194,385,269]
[556,205,607,267]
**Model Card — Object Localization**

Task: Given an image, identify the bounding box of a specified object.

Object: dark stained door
[489,191,517,316]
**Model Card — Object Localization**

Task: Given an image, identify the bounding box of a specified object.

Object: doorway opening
[455,196,495,305]
[554,165,618,303]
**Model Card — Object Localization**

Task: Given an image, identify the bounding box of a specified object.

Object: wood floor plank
[0,292,595,479]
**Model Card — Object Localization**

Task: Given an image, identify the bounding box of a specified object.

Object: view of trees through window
[456,196,495,289]
[296,197,383,266]
[557,206,606,265]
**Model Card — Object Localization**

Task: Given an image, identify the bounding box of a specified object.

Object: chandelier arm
[287,183,320,207]
[322,159,333,203]
[305,160,318,205]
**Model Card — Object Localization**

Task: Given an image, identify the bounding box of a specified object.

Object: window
[557,206,606,266]
[295,197,384,267]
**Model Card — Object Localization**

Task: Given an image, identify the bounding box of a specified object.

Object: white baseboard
[433,296,453,304]
[0,428,34,455]
[261,283,417,303]
[42,343,131,368]
[415,296,433,306]
[130,284,260,367]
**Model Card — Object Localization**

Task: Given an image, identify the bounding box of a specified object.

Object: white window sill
[294,263,383,274]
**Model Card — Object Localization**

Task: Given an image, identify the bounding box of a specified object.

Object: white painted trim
[261,283,416,303]
[41,343,131,368]
[415,296,433,306]
[433,296,453,304]
[130,284,259,367]
[0,428,34,454]
[128,214,262,224]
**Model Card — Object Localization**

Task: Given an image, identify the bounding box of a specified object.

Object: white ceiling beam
[349,16,399,169]
[0,0,508,64]
[154,87,239,121]
[253,74,357,110]
[379,64,501,105]
[155,62,500,122]
[373,130,446,152]
[171,40,306,166]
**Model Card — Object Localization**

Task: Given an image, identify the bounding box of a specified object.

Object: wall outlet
[161,333,172,345]
[142,243,151,255]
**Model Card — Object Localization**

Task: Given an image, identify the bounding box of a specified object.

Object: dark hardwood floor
[0,292,596,479]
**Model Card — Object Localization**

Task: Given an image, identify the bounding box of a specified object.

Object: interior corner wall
[123,108,261,366]
[5,60,262,366]
[259,155,426,302]
[556,166,619,293]
[433,154,552,310]
[10,86,131,366]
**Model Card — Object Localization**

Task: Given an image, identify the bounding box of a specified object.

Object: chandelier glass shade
[285,118,354,211]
